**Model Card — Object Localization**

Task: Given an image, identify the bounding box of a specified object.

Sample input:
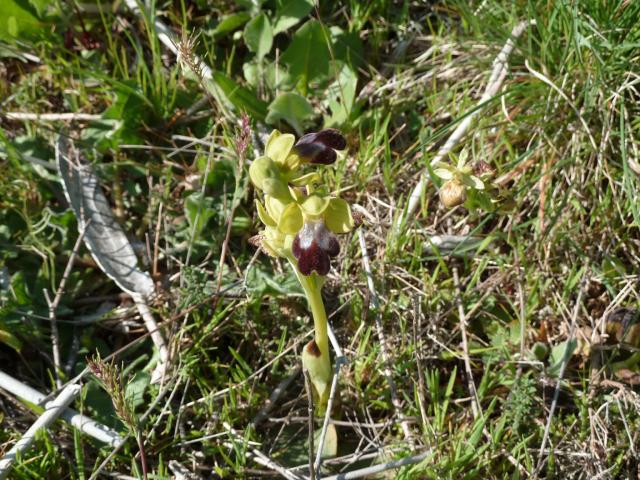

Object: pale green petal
[300,194,330,217]
[289,171,320,186]
[457,149,469,169]
[262,177,292,199]
[324,198,353,234]
[249,156,278,190]
[265,195,288,223]
[278,202,303,234]
[266,131,296,165]
[461,174,484,190]
[433,168,454,180]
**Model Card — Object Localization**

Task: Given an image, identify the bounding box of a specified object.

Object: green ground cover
[1,0,640,478]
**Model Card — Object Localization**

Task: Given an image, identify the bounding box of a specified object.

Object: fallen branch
[321,450,431,480]
[0,383,81,479]
[0,370,121,446]
[5,112,101,122]
[395,20,535,234]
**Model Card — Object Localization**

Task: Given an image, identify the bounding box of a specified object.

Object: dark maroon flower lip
[293,129,347,165]
[291,221,340,276]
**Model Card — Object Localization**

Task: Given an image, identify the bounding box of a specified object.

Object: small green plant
[432,149,511,212]
[249,128,353,413]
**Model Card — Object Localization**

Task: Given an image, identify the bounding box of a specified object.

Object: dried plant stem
[314,356,346,475]
[304,370,316,480]
[44,222,89,388]
[358,229,415,446]
[132,294,169,383]
[0,383,81,479]
[396,20,534,233]
[321,450,431,480]
[534,275,587,475]
[5,112,101,121]
[452,267,481,419]
[251,366,301,427]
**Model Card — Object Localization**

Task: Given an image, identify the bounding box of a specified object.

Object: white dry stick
[535,276,587,475]
[357,229,415,446]
[0,370,121,446]
[0,383,81,479]
[5,112,101,122]
[396,20,535,233]
[314,323,347,475]
[314,356,346,475]
[321,450,431,480]
[44,222,90,388]
[452,267,481,420]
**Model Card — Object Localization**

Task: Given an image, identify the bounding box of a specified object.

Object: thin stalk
[290,260,329,359]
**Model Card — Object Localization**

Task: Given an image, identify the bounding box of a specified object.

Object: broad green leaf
[280,20,330,94]
[314,423,338,458]
[265,92,314,135]
[548,339,577,377]
[325,63,358,126]
[184,192,216,241]
[0,0,42,41]
[331,26,364,69]
[0,328,22,351]
[273,0,314,34]
[243,13,273,60]
[211,72,268,121]
[125,371,150,410]
[25,0,48,17]
[213,12,251,38]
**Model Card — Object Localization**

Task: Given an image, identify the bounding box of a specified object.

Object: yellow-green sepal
[262,177,292,200]
[301,194,330,218]
[278,202,303,235]
[265,130,296,166]
[325,198,353,234]
[249,156,279,191]
[255,200,276,227]
[289,171,320,187]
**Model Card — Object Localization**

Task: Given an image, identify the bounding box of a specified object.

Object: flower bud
[439,179,466,208]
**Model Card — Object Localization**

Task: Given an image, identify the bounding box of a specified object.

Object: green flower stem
[291,259,329,357]
[289,257,332,411]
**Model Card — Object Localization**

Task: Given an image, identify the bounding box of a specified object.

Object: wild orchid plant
[433,149,512,212]
[249,129,353,414]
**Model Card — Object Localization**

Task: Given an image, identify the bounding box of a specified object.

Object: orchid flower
[249,128,353,413]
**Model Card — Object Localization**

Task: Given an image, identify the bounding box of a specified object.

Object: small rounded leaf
[325,198,353,234]
[278,202,303,234]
